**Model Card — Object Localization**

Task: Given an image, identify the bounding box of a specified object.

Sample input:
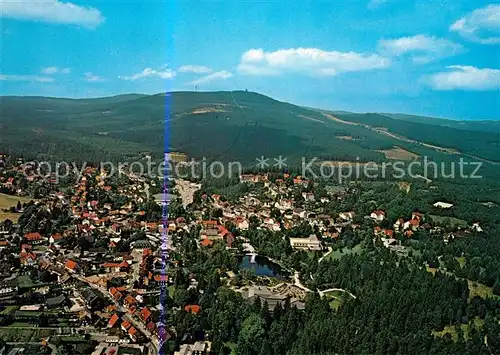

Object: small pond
[239,255,287,279]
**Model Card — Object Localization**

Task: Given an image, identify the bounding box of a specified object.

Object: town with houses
[0,154,489,355]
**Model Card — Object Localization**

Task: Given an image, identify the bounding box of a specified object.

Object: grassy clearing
[456,257,466,268]
[468,281,497,301]
[0,306,19,315]
[425,264,498,302]
[429,215,467,228]
[325,244,363,261]
[329,299,342,311]
[432,318,484,341]
[223,342,237,355]
[0,327,56,342]
[377,146,419,161]
[324,290,345,311]
[0,193,33,222]
[17,275,39,288]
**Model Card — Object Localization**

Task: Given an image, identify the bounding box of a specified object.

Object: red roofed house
[123,295,137,309]
[20,252,37,266]
[24,232,43,245]
[138,307,152,323]
[49,233,64,244]
[128,326,138,342]
[65,259,78,273]
[153,274,168,286]
[412,211,422,221]
[3,177,14,187]
[201,220,218,228]
[184,305,201,315]
[201,238,213,247]
[404,219,420,231]
[370,210,386,222]
[109,287,123,302]
[108,314,120,328]
[146,321,156,334]
[121,320,131,332]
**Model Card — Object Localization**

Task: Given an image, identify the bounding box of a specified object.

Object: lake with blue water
[239,255,287,278]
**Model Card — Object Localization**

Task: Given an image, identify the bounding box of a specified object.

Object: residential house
[184,305,201,315]
[370,210,386,222]
[235,217,249,230]
[393,218,404,232]
[0,280,18,301]
[65,259,79,273]
[108,314,120,328]
[339,211,355,221]
[404,219,419,231]
[24,232,43,245]
[174,341,212,355]
[302,192,315,201]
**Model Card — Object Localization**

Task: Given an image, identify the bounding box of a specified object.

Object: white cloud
[0,0,105,28]
[41,66,70,75]
[84,72,104,82]
[378,35,463,63]
[450,5,500,44]
[118,67,176,81]
[237,48,390,77]
[178,65,213,74]
[0,74,54,83]
[426,65,500,91]
[189,71,233,85]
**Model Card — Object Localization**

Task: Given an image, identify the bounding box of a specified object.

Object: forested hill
[0,91,498,164]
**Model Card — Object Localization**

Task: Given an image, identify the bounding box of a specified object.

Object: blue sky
[1,0,499,120]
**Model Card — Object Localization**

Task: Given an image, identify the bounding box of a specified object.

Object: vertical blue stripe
[159,1,175,353]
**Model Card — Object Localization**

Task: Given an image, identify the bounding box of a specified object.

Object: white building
[433,201,454,209]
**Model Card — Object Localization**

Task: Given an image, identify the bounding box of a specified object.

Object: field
[0,193,33,222]
[429,214,467,228]
[323,290,347,311]
[0,327,56,342]
[432,318,484,341]
[377,146,419,161]
[426,264,499,302]
[468,280,498,301]
[325,244,363,261]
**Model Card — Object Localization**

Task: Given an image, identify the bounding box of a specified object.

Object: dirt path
[318,247,333,263]
[318,288,357,299]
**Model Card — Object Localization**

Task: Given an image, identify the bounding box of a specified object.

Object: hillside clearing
[377,146,419,161]
[324,244,363,261]
[432,318,484,341]
[429,215,467,228]
[192,107,228,114]
[0,193,33,222]
[335,135,357,141]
